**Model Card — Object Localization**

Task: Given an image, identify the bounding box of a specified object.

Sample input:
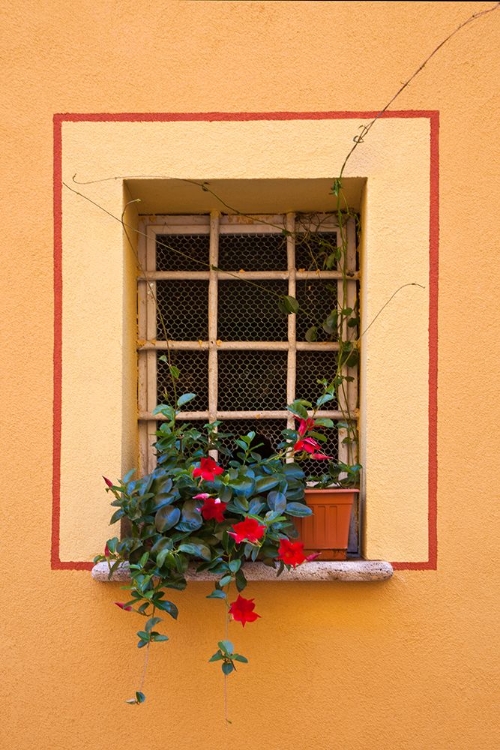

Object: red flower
[277,539,306,567]
[193,457,224,482]
[229,595,261,627]
[115,602,133,611]
[200,496,227,522]
[103,476,113,488]
[297,417,316,436]
[229,518,267,544]
[294,436,320,453]
[293,437,331,460]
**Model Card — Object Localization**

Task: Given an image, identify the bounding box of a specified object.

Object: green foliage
[99,204,363,707]
[209,640,248,676]
[98,385,361,705]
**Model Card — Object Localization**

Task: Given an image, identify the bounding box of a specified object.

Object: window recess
[137,213,359,510]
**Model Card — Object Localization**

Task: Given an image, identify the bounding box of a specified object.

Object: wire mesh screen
[296,350,339,408]
[294,231,339,271]
[216,419,287,465]
[218,350,288,411]
[156,280,209,340]
[156,350,209,411]
[218,232,288,271]
[217,280,288,341]
[295,280,338,342]
[156,234,209,272]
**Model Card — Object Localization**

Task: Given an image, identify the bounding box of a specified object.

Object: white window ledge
[91,560,393,583]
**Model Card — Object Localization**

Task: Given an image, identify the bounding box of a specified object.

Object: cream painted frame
[53,112,438,569]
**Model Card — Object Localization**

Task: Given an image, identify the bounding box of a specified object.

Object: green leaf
[325,251,339,270]
[218,640,234,655]
[152,404,175,420]
[219,485,233,503]
[155,543,175,569]
[305,326,318,342]
[178,543,211,561]
[287,400,310,420]
[154,599,179,619]
[176,499,203,532]
[248,499,265,515]
[316,393,334,407]
[233,654,249,663]
[209,652,223,662]
[109,509,125,525]
[151,633,169,642]
[283,462,305,480]
[231,477,255,498]
[105,537,119,554]
[222,662,235,676]
[125,691,146,705]
[176,392,197,408]
[206,589,226,599]
[155,505,181,533]
[309,431,327,442]
[314,418,334,428]
[255,475,280,493]
[123,469,136,483]
[331,178,342,196]
[235,569,247,592]
[323,311,338,334]
[285,502,313,517]
[218,575,233,587]
[145,617,162,632]
[228,559,241,573]
[152,492,177,512]
[154,477,173,495]
[268,490,287,513]
[168,364,180,379]
[278,295,300,315]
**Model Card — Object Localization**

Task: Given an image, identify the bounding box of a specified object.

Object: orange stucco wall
[2,2,500,749]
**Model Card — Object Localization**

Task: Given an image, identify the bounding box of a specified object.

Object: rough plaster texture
[92,560,394,583]
[1,2,500,749]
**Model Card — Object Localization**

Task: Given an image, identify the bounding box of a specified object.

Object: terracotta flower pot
[295,488,360,561]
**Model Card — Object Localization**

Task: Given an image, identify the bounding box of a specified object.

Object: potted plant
[94,390,342,704]
[285,384,361,561]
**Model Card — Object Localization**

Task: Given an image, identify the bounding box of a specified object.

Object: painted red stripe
[427,110,440,570]
[52,114,63,569]
[53,110,438,124]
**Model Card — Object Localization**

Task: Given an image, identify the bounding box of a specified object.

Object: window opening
[137,212,359,551]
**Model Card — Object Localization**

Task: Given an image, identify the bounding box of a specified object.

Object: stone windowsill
[91,559,393,583]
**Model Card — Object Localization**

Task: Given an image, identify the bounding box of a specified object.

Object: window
[137,211,360,551]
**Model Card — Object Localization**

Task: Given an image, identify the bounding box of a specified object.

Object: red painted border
[52,110,439,571]
[52,115,63,569]
[392,110,439,571]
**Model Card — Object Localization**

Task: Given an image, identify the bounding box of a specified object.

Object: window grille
[137,213,358,486]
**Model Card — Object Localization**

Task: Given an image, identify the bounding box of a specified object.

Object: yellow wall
[2,2,499,749]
